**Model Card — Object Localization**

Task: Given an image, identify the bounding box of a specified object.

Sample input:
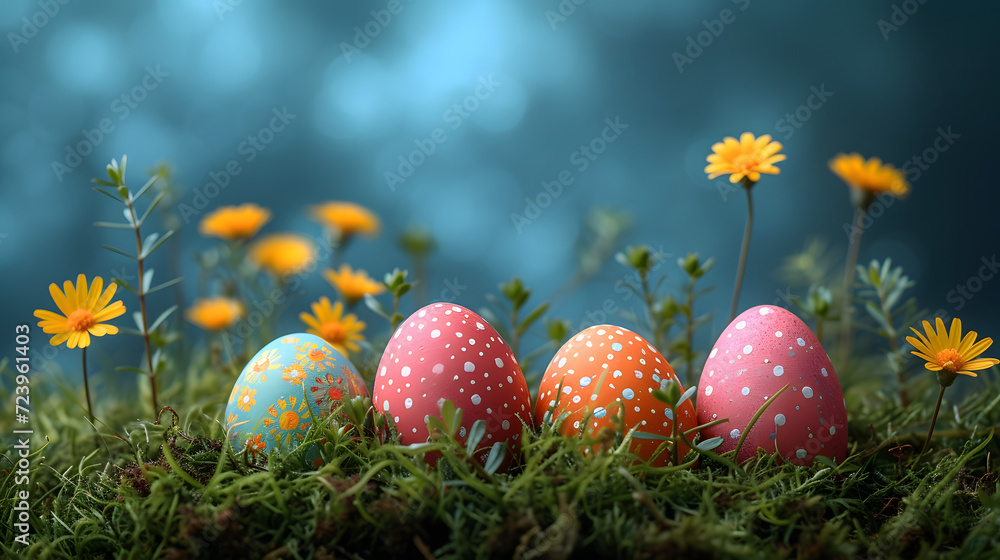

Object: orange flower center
[320,322,346,343]
[935,348,964,373]
[279,410,300,430]
[66,309,96,331]
[732,153,758,172]
[308,349,328,361]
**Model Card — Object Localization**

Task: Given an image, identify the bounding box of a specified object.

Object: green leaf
[483,442,506,474]
[733,383,790,461]
[393,282,411,298]
[364,294,390,319]
[91,178,117,188]
[140,229,174,259]
[142,268,155,293]
[137,191,167,226]
[133,174,159,201]
[113,278,138,295]
[465,419,486,455]
[695,436,724,451]
[147,276,184,295]
[103,244,136,260]
[864,301,892,333]
[518,302,549,334]
[631,430,672,441]
[93,221,133,230]
[116,366,147,375]
[148,305,178,333]
[91,185,123,202]
[676,385,697,408]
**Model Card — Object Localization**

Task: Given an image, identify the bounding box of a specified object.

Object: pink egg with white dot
[372,303,532,471]
[696,305,848,465]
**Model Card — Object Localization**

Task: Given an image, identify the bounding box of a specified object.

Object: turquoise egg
[223,333,369,467]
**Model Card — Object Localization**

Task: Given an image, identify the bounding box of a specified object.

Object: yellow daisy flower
[249,233,316,277]
[282,363,308,385]
[236,386,257,411]
[299,296,366,355]
[323,264,385,305]
[186,297,244,331]
[309,202,380,238]
[34,274,126,349]
[705,132,786,184]
[906,318,998,383]
[198,203,272,240]
[829,153,910,198]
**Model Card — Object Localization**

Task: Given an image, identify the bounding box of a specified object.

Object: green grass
[3,360,1000,560]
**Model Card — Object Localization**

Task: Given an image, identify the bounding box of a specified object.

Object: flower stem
[919,385,947,458]
[684,280,695,388]
[82,347,93,424]
[838,206,865,373]
[729,184,754,322]
[128,200,159,416]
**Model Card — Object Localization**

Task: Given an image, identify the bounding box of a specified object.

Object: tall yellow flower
[829,153,909,198]
[34,274,125,349]
[186,297,245,331]
[323,264,385,305]
[907,318,998,383]
[249,233,315,277]
[199,203,272,240]
[309,202,380,239]
[705,132,784,321]
[34,274,125,421]
[299,297,366,355]
[906,318,998,458]
[832,154,910,381]
[705,132,786,184]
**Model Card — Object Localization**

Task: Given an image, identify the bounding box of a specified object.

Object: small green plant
[92,155,182,416]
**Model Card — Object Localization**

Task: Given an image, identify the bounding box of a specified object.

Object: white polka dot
[383,400,390,412]
[829,426,836,435]
[730,429,740,439]
[741,387,750,396]
[380,366,387,376]
[432,363,444,374]
[743,345,753,355]
[495,357,504,368]
[797,338,806,347]
[759,307,772,315]
[572,395,581,403]
[705,386,713,396]
[471,394,481,405]
[579,377,591,387]
[735,321,746,330]
[611,342,623,351]
[622,388,635,400]
[710,348,718,358]
[431,330,441,338]
[773,365,784,377]
[802,387,814,398]
[664,408,673,420]
[418,309,426,318]
[558,357,567,368]
[404,398,413,409]
[634,370,643,379]
[821,368,828,377]
[401,366,411,377]
[464,361,475,372]
[775,331,783,338]
[502,420,510,430]
[594,407,607,418]
[774,414,786,426]
[795,449,807,459]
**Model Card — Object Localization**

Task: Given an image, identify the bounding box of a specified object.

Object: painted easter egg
[696,305,847,465]
[224,333,370,467]
[535,325,696,466]
[373,303,532,471]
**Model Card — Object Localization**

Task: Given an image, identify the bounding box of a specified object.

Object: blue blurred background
[1,0,997,389]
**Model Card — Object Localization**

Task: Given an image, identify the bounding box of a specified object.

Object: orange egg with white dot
[534,325,695,466]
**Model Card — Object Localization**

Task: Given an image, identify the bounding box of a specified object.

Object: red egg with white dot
[534,325,696,466]
[696,305,848,465]
[372,303,532,471]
